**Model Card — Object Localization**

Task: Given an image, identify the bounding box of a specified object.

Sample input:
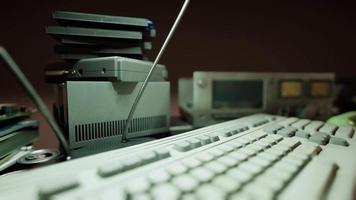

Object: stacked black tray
[45,11,156,83]
[47,11,156,61]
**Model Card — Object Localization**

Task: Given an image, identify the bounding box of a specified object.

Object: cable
[121,0,190,142]
[0,47,71,157]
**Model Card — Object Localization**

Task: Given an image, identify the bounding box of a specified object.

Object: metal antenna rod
[0,47,71,157]
[121,0,190,142]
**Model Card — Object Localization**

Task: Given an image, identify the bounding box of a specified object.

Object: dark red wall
[1,0,355,148]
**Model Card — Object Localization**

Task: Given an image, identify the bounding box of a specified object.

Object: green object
[327,111,356,127]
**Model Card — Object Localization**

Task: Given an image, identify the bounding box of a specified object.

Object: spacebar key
[279,159,338,200]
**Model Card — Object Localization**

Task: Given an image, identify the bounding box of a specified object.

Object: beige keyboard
[0,114,355,200]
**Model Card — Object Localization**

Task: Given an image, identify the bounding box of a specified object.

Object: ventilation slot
[74,115,167,142]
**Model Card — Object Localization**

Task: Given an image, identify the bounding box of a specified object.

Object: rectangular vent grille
[74,115,167,142]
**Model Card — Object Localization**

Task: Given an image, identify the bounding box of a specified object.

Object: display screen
[280,81,303,97]
[213,80,263,109]
[310,81,331,97]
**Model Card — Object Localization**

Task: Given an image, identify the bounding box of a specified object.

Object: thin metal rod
[121,0,190,142]
[0,47,71,156]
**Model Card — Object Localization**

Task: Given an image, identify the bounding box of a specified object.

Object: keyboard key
[190,167,214,183]
[226,142,243,150]
[335,126,354,138]
[230,130,239,136]
[223,126,245,137]
[242,126,250,131]
[243,182,276,200]
[243,135,259,142]
[291,119,311,129]
[151,183,180,200]
[210,135,220,142]
[173,141,192,152]
[234,138,251,146]
[257,152,279,163]
[238,147,258,157]
[166,162,188,176]
[278,161,338,200]
[238,162,263,175]
[246,144,264,152]
[125,177,150,194]
[140,151,158,164]
[263,124,284,134]
[97,188,127,200]
[227,168,253,183]
[264,149,285,160]
[235,126,249,133]
[172,175,199,192]
[277,127,297,137]
[217,156,239,168]
[265,167,292,182]
[38,178,79,200]
[148,169,170,184]
[287,152,310,165]
[244,132,266,143]
[205,161,228,174]
[267,134,283,142]
[97,162,125,177]
[329,137,349,146]
[260,137,277,145]
[229,192,254,200]
[154,148,170,159]
[221,131,233,137]
[255,174,285,192]
[187,138,202,148]
[130,193,151,200]
[309,132,330,145]
[279,117,299,127]
[249,156,272,168]
[295,130,311,139]
[196,135,211,145]
[248,117,266,126]
[293,143,322,157]
[280,156,306,170]
[218,144,235,153]
[261,139,277,147]
[273,160,300,176]
[254,140,271,148]
[228,151,249,162]
[269,145,289,155]
[207,148,225,158]
[181,194,196,200]
[254,131,268,139]
[196,184,226,200]
[196,152,214,163]
[182,157,202,169]
[122,156,142,169]
[319,123,337,135]
[304,121,324,133]
[278,138,301,149]
[213,175,242,193]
